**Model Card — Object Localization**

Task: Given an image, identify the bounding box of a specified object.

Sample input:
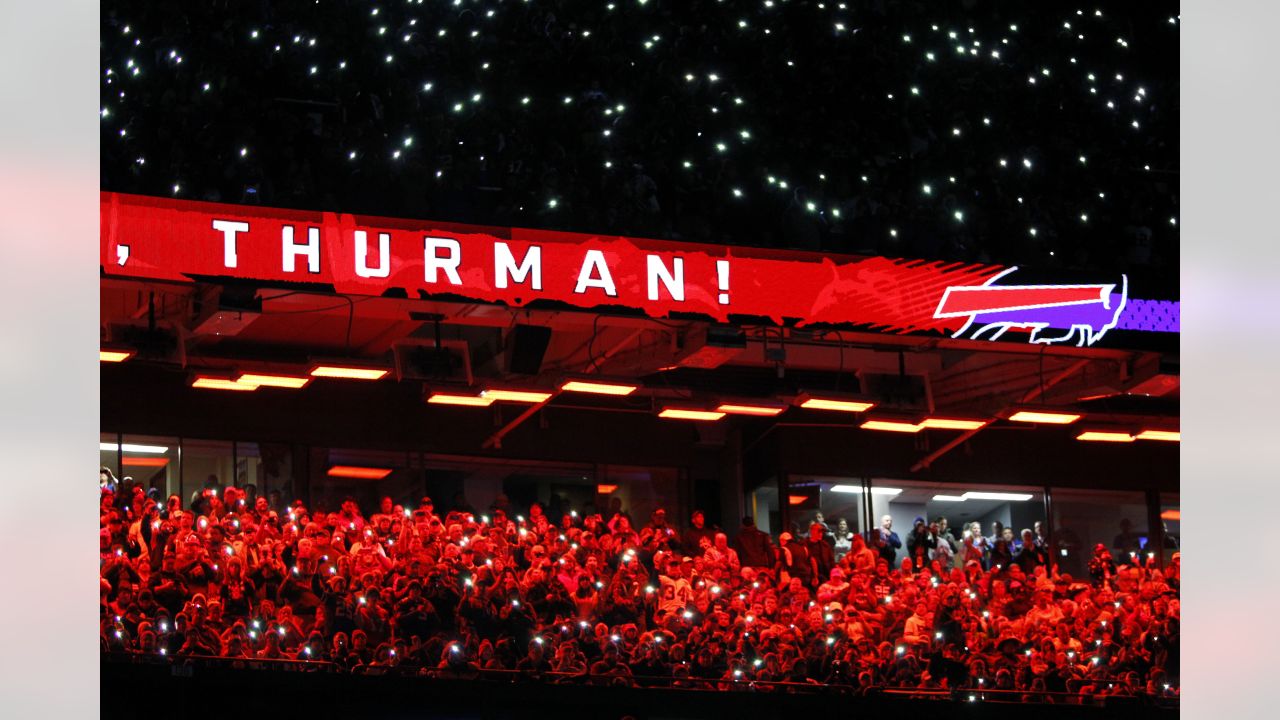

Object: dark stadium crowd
[100,473,1180,703]
[100,1,1179,295]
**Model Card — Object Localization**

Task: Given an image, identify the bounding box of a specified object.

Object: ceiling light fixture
[192,375,258,391]
[327,466,393,480]
[482,388,554,403]
[122,456,169,467]
[861,419,923,433]
[796,392,875,413]
[427,391,494,407]
[1076,430,1135,442]
[658,407,726,421]
[309,363,390,380]
[961,491,1034,501]
[559,379,639,396]
[715,402,787,416]
[1008,410,1082,424]
[100,442,168,454]
[236,373,312,389]
[100,348,135,362]
[920,417,990,430]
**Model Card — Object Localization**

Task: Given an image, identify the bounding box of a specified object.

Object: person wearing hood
[733,516,775,569]
[906,517,935,571]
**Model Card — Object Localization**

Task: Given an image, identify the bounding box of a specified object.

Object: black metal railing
[101,651,1178,709]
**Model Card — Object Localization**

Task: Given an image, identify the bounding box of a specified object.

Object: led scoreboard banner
[101,193,1178,347]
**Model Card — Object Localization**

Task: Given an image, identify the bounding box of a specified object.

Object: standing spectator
[1033,521,1049,549]
[805,523,835,585]
[990,537,1015,571]
[705,533,741,576]
[935,516,959,556]
[1113,519,1144,559]
[962,521,987,568]
[1088,544,1118,588]
[777,533,815,588]
[987,522,1005,552]
[906,518,935,571]
[931,521,955,568]
[876,515,902,566]
[849,534,878,574]
[811,512,832,539]
[733,516,774,569]
[685,510,716,552]
[1015,530,1049,573]
[832,518,854,562]
[646,509,681,553]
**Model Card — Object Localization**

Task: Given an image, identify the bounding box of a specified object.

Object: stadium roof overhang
[101,193,1177,468]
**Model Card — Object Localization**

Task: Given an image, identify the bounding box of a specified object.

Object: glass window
[1159,491,1180,562]
[600,466,682,531]
[235,442,300,512]
[871,478,1045,573]
[309,447,421,515]
[1049,487,1150,576]
[416,456,593,521]
[180,438,234,510]
[787,474,867,558]
[118,434,179,502]
[747,478,781,535]
[100,432,121,488]
[404,457,685,531]
[235,441,259,492]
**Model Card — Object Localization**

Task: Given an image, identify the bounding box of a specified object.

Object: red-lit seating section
[99,479,1179,703]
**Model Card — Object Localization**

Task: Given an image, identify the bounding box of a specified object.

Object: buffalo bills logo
[934,267,1128,347]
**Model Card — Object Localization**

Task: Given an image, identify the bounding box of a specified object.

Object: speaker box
[508,325,552,375]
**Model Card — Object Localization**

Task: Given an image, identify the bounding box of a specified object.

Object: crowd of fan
[100,2,1178,296]
[100,473,1179,703]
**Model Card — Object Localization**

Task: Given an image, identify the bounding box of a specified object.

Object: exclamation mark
[716,260,730,305]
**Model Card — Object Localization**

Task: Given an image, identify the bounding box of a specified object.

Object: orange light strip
[596,484,619,494]
[1136,430,1180,442]
[427,393,495,407]
[237,373,312,389]
[328,465,393,480]
[788,494,810,506]
[861,420,924,433]
[310,365,390,380]
[920,417,989,431]
[482,389,554,403]
[1160,509,1181,521]
[1076,431,1135,443]
[192,376,259,391]
[715,403,786,417]
[560,380,639,396]
[1008,410,1081,424]
[123,456,169,467]
[100,349,134,363]
[799,398,875,413]
[658,407,726,421]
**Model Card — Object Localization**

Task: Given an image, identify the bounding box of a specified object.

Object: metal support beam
[482,396,554,450]
[910,357,1091,472]
[481,327,646,450]
[1021,357,1092,404]
[582,328,645,374]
